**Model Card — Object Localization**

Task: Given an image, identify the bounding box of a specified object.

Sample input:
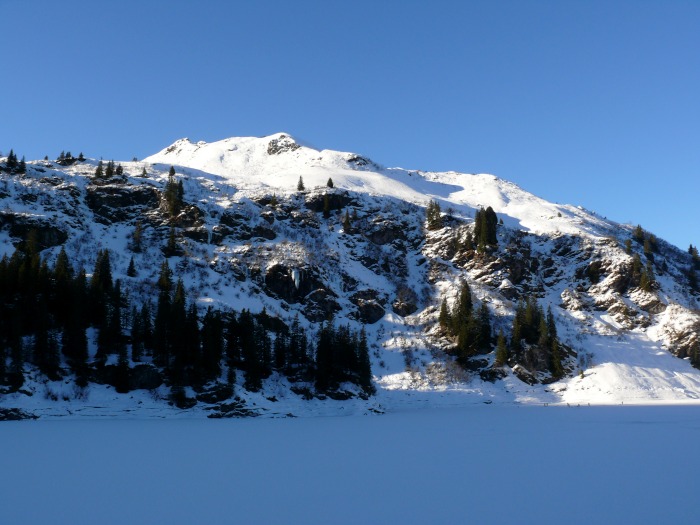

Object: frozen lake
[2,405,698,524]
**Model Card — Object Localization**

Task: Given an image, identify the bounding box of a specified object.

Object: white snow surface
[144,133,606,237]
[2,405,699,525]
[2,132,700,417]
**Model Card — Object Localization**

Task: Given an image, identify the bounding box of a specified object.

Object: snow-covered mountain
[1,133,699,419]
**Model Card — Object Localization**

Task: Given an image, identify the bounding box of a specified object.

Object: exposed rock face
[392,286,419,317]
[85,184,159,223]
[305,191,356,213]
[350,291,386,324]
[267,134,300,155]
[130,364,164,390]
[264,263,324,304]
[365,217,407,245]
[303,289,341,322]
[0,212,68,249]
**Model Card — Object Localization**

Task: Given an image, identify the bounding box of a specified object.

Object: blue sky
[3,0,699,249]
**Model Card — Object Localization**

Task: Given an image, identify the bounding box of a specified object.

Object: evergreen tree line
[163,165,184,216]
[2,149,26,174]
[473,206,498,251]
[0,245,374,397]
[56,151,85,165]
[94,160,125,180]
[508,297,563,378]
[439,281,492,364]
[426,200,443,231]
[438,284,563,378]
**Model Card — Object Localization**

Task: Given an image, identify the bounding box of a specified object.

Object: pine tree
[323,194,331,219]
[201,307,223,381]
[297,176,305,191]
[6,149,17,171]
[164,225,178,257]
[163,166,183,216]
[126,257,137,277]
[494,330,508,366]
[357,327,374,395]
[94,160,104,179]
[438,298,451,331]
[105,160,115,178]
[633,224,644,244]
[550,339,563,379]
[342,210,352,233]
[18,156,26,174]
[426,200,443,231]
[451,281,472,336]
[131,305,143,363]
[327,177,334,188]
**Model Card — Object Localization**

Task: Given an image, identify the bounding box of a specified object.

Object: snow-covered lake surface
[3,405,698,525]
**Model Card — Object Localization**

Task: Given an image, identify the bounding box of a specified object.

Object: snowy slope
[1,133,700,418]
[144,133,610,238]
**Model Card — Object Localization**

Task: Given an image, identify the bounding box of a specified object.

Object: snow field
[2,405,699,525]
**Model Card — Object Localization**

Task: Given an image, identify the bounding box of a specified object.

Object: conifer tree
[494,330,508,367]
[327,177,334,188]
[342,210,352,233]
[633,225,644,243]
[426,200,443,231]
[297,176,305,191]
[201,307,223,381]
[451,281,473,336]
[439,298,451,331]
[127,257,137,277]
[550,339,563,379]
[323,194,331,219]
[94,160,104,179]
[130,305,143,363]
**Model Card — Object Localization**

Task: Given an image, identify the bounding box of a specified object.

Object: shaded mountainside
[1,134,699,418]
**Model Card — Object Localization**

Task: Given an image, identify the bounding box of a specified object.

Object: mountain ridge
[1,134,699,418]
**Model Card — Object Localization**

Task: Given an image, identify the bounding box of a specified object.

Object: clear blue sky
[3,0,699,249]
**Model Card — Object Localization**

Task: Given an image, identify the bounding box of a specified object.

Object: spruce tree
[438,298,451,331]
[201,307,223,381]
[126,257,137,277]
[327,177,334,188]
[451,281,473,336]
[323,194,331,219]
[426,200,443,231]
[342,210,352,233]
[494,330,508,366]
[297,176,305,191]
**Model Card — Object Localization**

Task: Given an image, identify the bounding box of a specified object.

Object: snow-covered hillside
[1,133,700,419]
